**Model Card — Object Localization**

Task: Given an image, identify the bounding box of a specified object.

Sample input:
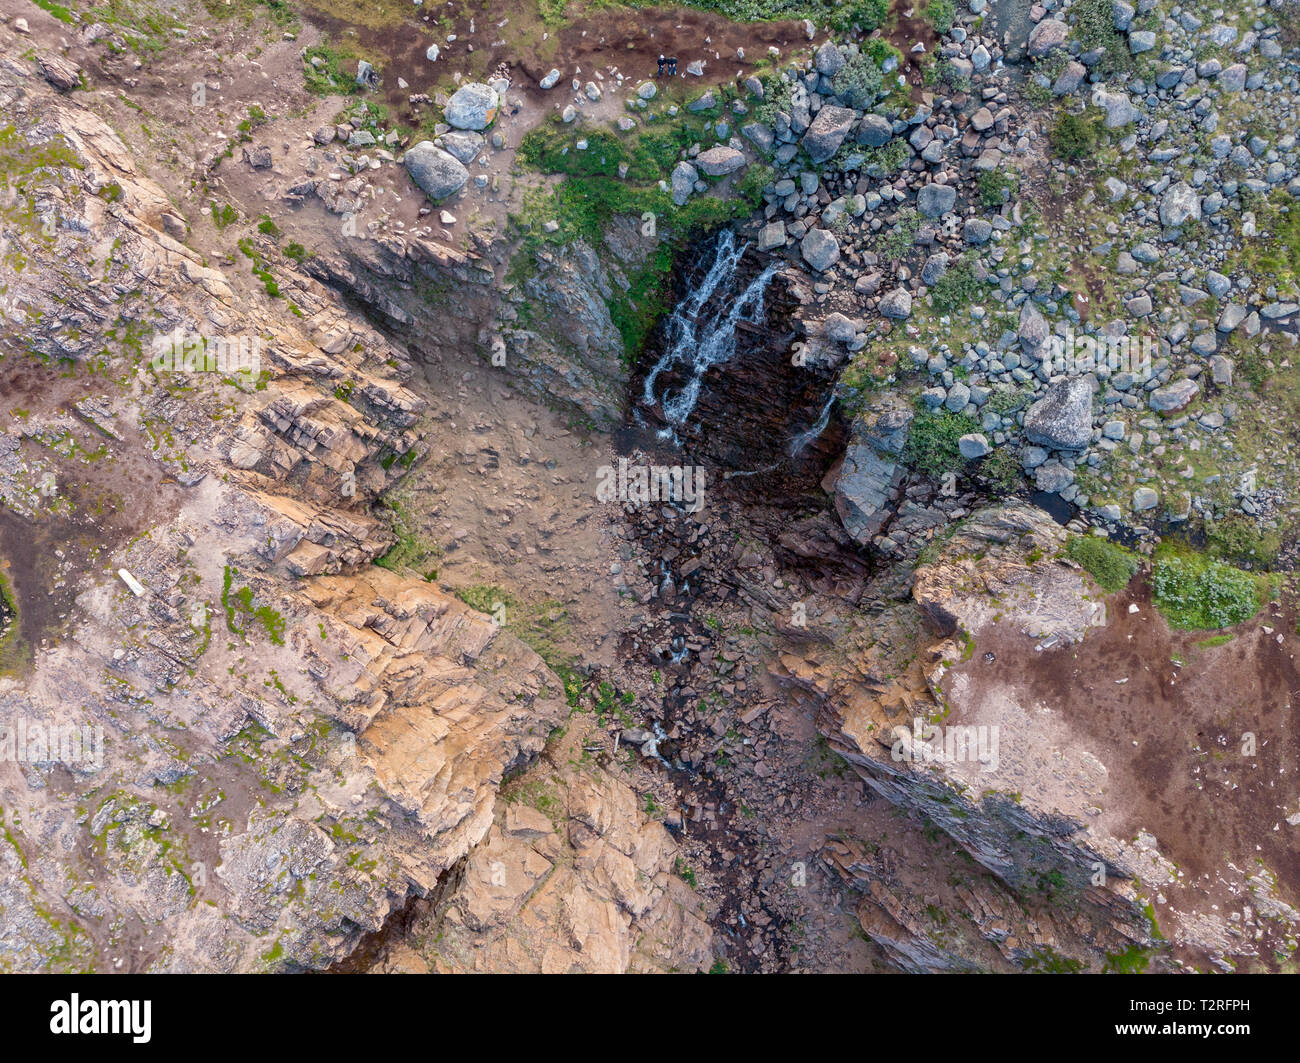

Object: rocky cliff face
[0,61,708,973]
[299,203,641,430]
[777,502,1163,969]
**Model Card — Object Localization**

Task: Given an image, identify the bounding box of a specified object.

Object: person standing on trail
[667,56,678,76]
[657,54,665,77]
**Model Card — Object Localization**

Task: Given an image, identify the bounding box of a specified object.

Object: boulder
[445,83,499,130]
[440,130,484,164]
[1018,301,1051,360]
[879,288,913,320]
[694,146,746,176]
[1027,19,1068,58]
[822,312,857,343]
[800,228,840,271]
[671,161,697,206]
[814,41,845,76]
[917,183,957,218]
[802,105,857,164]
[1024,378,1094,450]
[1149,378,1199,412]
[857,114,893,147]
[833,397,912,544]
[758,220,786,251]
[404,141,470,200]
[1159,182,1202,228]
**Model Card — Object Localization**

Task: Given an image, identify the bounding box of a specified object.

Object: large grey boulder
[822,312,857,343]
[444,83,499,130]
[857,114,893,147]
[671,161,697,206]
[404,141,470,200]
[1024,378,1094,450]
[814,41,845,76]
[1018,301,1051,360]
[758,220,786,251]
[439,130,484,164]
[800,228,840,271]
[802,105,857,164]
[1027,19,1068,58]
[1149,378,1199,412]
[833,397,913,544]
[1159,182,1202,227]
[695,146,746,176]
[1094,89,1137,128]
[917,182,957,218]
[879,288,913,319]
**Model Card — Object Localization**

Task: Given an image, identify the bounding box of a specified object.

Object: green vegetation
[1102,944,1151,974]
[236,237,282,298]
[1150,554,1264,631]
[977,168,1020,209]
[1205,516,1281,570]
[302,43,364,97]
[1065,535,1141,593]
[928,254,981,313]
[921,0,957,34]
[373,496,441,579]
[210,202,238,229]
[976,448,1021,493]
[221,565,287,645]
[1068,0,1137,77]
[1234,190,1299,298]
[1194,633,1234,649]
[1049,111,1105,162]
[0,571,29,676]
[674,857,697,888]
[903,408,978,480]
[878,205,920,260]
[661,0,885,31]
[283,242,308,263]
[511,119,769,362]
[1021,946,1084,974]
[32,0,76,23]
[832,51,884,110]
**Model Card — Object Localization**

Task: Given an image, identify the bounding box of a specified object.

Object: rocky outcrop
[409,729,713,973]
[775,503,1156,970]
[830,394,911,545]
[0,72,685,973]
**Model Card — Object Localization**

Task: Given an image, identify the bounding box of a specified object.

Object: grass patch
[903,408,978,480]
[928,253,981,313]
[1233,190,1299,299]
[1193,634,1234,649]
[921,0,957,34]
[32,0,76,22]
[302,43,364,97]
[1150,554,1264,631]
[373,496,441,579]
[1065,535,1140,593]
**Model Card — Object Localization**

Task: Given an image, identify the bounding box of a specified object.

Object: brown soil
[947,578,1300,969]
[305,3,827,126]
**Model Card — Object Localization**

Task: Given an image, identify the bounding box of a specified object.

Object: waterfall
[641,230,781,435]
[787,391,837,457]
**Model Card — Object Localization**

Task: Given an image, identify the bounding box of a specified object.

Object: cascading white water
[641,230,781,435]
[787,391,837,457]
